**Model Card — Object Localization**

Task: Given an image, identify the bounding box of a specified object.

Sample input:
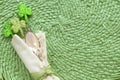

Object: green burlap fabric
[0,0,120,80]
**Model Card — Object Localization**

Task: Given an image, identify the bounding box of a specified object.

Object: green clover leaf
[17,3,32,23]
[2,22,13,37]
[10,18,26,37]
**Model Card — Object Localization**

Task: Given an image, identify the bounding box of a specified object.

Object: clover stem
[25,15,28,23]
[20,28,24,38]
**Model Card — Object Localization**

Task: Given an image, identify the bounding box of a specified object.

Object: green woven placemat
[0,0,120,80]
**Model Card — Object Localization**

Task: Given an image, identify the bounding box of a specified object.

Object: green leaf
[17,10,24,17]
[20,20,26,28]
[2,29,13,37]
[27,8,32,15]
[2,22,13,37]
[3,22,12,29]
[18,3,26,12]
[17,3,32,23]
[11,25,19,33]
[10,18,26,37]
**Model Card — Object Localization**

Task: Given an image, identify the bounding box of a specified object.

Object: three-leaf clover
[10,18,26,37]
[17,3,32,23]
[2,22,13,37]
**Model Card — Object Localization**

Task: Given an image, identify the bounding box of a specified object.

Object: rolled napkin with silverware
[11,31,60,80]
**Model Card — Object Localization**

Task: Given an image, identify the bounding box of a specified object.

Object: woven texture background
[0,0,120,80]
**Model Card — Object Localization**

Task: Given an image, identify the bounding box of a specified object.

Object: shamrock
[2,22,13,37]
[17,3,32,23]
[10,18,26,37]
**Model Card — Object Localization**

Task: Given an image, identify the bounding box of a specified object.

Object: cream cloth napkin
[11,31,60,80]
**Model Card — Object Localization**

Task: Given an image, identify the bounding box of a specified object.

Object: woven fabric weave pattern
[0,0,120,80]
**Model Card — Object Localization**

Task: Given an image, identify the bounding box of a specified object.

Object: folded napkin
[11,31,60,80]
